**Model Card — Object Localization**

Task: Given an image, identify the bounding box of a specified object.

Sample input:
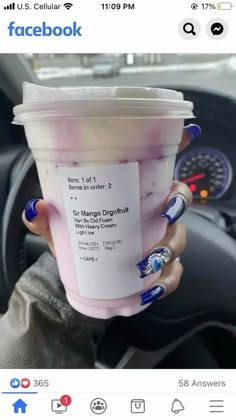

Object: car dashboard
[169,88,236,211]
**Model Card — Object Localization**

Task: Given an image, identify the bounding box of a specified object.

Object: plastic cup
[13,83,194,319]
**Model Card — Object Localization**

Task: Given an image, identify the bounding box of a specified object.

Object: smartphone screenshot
[0,0,236,418]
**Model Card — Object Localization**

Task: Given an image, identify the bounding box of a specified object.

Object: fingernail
[162,195,186,225]
[137,247,172,279]
[24,199,40,222]
[185,124,201,141]
[140,285,166,305]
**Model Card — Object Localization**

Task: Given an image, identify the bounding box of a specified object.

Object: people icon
[90,398,107,414]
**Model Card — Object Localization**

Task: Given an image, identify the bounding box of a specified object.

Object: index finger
[179,124,201,152]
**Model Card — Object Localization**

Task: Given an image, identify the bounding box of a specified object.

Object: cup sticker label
[59,162,143,299]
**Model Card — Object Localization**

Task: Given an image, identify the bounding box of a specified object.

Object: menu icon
[209,400,224,413]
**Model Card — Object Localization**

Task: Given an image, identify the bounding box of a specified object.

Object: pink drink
[13,84,194,319]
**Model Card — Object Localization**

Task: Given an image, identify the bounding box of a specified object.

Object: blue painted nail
[162,195,186,225]
[140,285,165,305]
[185,124,201,141]
[137,247,171,279]
[24,199,40,222]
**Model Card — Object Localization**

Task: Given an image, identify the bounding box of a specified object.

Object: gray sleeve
[0,252,109,368]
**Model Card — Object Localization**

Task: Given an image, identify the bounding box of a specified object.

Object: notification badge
[60,395,72,406]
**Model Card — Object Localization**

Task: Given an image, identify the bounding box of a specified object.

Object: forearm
[0,252,108,368]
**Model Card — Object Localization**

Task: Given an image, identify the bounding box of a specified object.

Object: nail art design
[162,194,186,225]
[24,199,40,222]
[140,285,166,305]
[185,124,201,141]
[137,247,171,279]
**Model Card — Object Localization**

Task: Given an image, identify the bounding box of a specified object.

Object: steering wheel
[2,89,236,368]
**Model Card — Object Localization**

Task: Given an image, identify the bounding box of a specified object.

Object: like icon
[10,378,20,389]
[21,378,30,389]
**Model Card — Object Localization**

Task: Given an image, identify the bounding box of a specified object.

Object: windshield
[25,53,235,97]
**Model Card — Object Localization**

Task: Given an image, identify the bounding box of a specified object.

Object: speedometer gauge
[175,147,233,199]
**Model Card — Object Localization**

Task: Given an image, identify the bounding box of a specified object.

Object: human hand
[22,124,201,304]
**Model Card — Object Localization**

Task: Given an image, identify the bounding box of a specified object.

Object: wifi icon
[64,2,73,9]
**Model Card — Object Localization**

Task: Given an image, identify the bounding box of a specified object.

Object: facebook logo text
[7,22,82,36]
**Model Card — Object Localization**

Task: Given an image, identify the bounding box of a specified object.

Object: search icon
[179,18,200,40]
[183,22,196,35]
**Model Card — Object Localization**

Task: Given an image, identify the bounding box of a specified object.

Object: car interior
[1,54,236,369]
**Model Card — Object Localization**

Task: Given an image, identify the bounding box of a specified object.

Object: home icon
[12,399,28,414]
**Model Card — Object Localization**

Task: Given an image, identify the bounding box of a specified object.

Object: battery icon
[217,2,233,9]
